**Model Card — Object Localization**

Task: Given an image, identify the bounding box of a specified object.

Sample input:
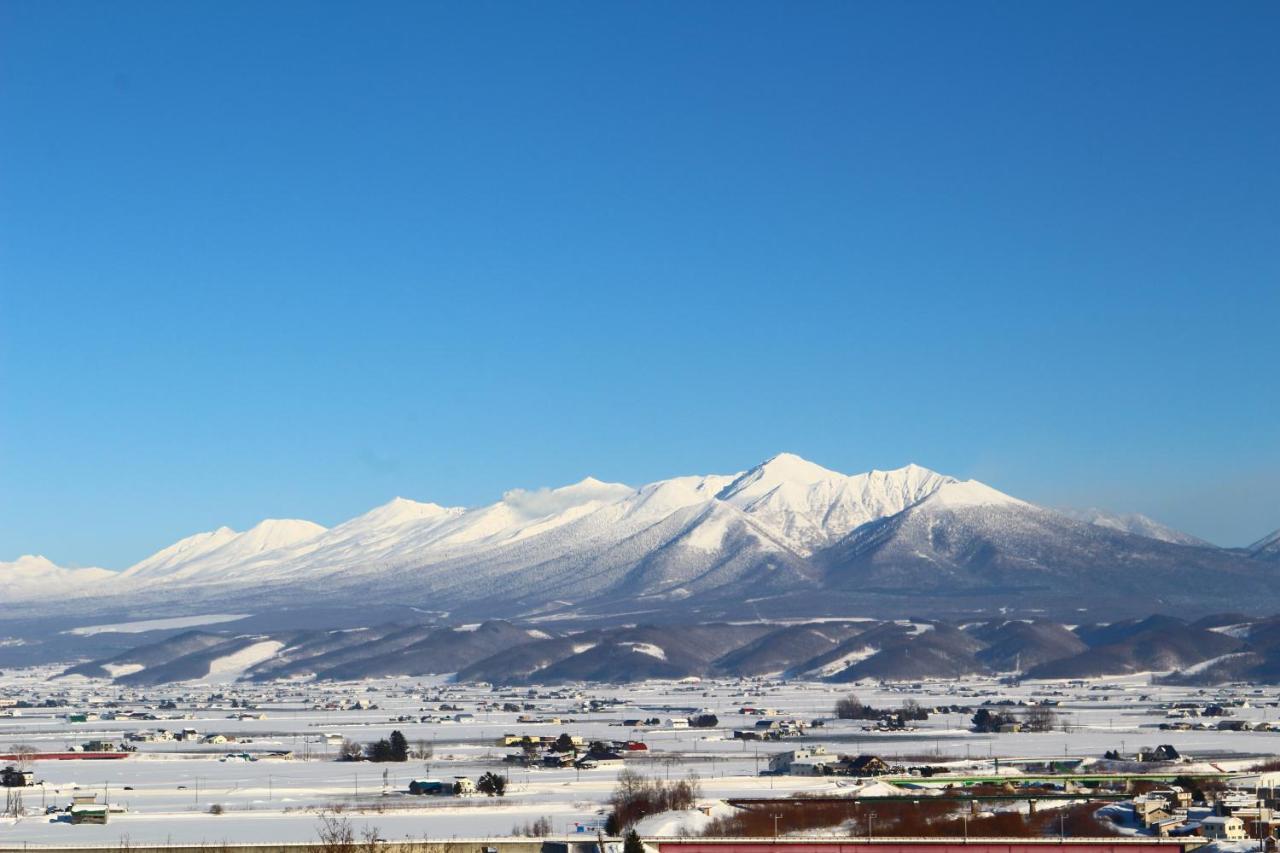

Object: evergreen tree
[389,730,409,762]
[366,738,394,762]
[624,829,645,853]
[477,771,507,797]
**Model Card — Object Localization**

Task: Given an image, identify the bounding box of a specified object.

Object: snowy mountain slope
[7,452,1280,619]
[716,455,953,554]
[0,555,114,601]
[1250,528,1280,561]
[65,612,1280,686]
[1059,508,1209,547]
[119,519,327,584]
[820,480,1275,611]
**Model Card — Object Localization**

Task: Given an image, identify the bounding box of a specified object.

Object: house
[1136,744,1181,762]
[1,766,33,787]
[768,747,830,776]
[669,717,689,729]
[842,754,892,777]
[1201,816,1247,840]
[453,777,476,795]
[1152,787,1193,809]
[577,750,625,769]
[1150,816,1189,837]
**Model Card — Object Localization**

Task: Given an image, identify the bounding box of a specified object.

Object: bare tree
[835,695,865,720]
[316,811,356,853]
[339,739,364,762]
[1024,704,1058,733]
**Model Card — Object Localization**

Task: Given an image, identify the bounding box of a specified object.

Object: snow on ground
[633,803,736,836]
[621,642,667,660]
[1182,652,1254,675]
[204,640,286,683]
[102,663,145,677]
[67,614,250,635]
[810,646,875,676]
[2,667,1280,844]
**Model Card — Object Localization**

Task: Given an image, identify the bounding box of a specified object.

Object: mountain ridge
[4,453,1276,619]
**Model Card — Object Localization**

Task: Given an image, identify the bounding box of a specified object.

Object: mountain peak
[356,497,460,528]
[757,452,843,480]
[717,453,843,503]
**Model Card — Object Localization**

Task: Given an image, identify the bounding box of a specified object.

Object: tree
[339,739,364,761]
[690,714,718,728]
[900,699,927,721]
[553,733,577,753]
[366,739,394,762]
[1024,705,1058,733]
[971,708,1011,733]
[316,812,356,853]
[388,730,409,762]
[477,771,507,797]
[835,695,865,720]
[624,829,645,853]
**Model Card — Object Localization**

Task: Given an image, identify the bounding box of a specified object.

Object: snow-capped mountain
[119,519,328,584]
[1059,507,1209,546]
[5,453,1279,619]
[822,480,1270,611]
[0,555,115,601]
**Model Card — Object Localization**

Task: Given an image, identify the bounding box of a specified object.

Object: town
[4,665,1280,851]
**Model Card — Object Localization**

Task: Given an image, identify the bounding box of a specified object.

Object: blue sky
[2,1,1277,568]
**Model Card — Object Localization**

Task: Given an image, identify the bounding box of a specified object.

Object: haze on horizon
[2,1,1277,569]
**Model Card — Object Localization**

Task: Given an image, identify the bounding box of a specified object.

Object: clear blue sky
[2,1,1277,568]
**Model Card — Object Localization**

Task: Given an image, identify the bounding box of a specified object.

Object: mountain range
[3,453,1278,624]
[55,613,1280,687]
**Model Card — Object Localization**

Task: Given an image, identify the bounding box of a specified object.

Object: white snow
[810,646,876,677]
[101,662,145,677]
[4,452,1061,615]
[922,479,1026,510]
[202,640,285,683]
[68,613,250,635]
[1180,652,1253,676]
[0,555,114,601]
[620,642,667,660]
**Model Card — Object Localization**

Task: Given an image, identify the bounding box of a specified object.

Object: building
[1200,816,1247,840]
[768,747,830,776]
[70,804,109,825]
[409,779,450,796]
[842,754,892,777]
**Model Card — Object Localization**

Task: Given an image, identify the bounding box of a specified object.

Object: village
[2,665,1280,848]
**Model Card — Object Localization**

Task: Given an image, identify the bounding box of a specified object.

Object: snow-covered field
[3,667,1280,846]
